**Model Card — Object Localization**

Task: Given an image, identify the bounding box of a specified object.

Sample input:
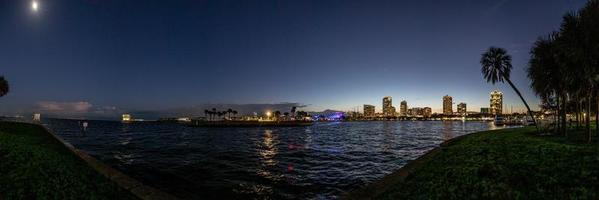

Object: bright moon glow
[31,1,39,12]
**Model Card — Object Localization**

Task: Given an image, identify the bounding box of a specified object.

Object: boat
[494,116,505,126]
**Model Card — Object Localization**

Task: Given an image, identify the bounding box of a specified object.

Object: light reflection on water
[43,119,506,199]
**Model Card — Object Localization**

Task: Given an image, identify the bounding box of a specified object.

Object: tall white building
[443,95,453,115]
[383,96,395,117]
[490,90,503,115]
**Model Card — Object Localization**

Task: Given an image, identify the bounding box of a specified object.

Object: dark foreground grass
[0,122,137,199]
[370,127,599,200]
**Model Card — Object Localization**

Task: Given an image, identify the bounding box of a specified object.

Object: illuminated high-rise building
[457,102,467,115]
[443,95,453,115]
[383,96,394,116]
[400,101,408,116]
[408,107,423,116]
[364,104,375,117]
[490,90,503,116]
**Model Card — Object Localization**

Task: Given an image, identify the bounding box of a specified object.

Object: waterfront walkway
[348,126,599,199]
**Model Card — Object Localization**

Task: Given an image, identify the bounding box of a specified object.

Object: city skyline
[0,0,587,119]
[355,90,512,115]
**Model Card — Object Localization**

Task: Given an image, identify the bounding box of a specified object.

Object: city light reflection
[257,130,281,181]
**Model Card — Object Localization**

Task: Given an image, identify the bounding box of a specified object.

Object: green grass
[0,122,137,200]
[374,127,599,200]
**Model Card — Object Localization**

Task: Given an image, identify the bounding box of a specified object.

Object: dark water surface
[43,119,502,199]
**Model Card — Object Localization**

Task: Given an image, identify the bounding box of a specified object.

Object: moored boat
[494,116,505,126]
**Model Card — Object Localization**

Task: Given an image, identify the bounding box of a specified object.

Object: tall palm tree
[227,108,233,119]
[291,106,297,118]
[232,110,238,119]
[0,76,9,98]
[274,111,281,121]
[577,0,599,142]
[204,109,209,120]
[211,108,217,121]
[529,34,564,134]
[481,47,538,131]
[559,8,597,142]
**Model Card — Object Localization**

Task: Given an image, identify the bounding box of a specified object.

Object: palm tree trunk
[577,100,581,129]
[587,95,592,143]
[550,94,562,134]
[563,94,568,137]
[596,96,599,142]
[556,94,561,134]
[504,77,539,133]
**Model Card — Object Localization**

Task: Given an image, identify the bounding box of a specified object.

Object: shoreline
[343,127,490,199]
[345,125,599,199]
[1,121,178,200]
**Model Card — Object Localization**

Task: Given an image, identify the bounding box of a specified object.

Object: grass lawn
[360,126,599,199]
[0,121,137,199]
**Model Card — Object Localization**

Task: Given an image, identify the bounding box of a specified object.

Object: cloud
[33,101,122,119]
[37,101,93,113]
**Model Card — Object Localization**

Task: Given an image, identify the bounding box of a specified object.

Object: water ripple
[43,119,502,199]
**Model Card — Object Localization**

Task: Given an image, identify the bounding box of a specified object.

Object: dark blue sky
[0,0,587,117]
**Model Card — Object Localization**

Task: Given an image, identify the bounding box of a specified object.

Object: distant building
[480,107,490,114]
[33,113,41,122]
[122,114,132,122]
[363,104,375,117]
[443,95,453,115]
[457,102,467,115]
[408,107,424,116]
[383,96,394,117]
[423,107,432,117]
[400,101,408,116]
[490,90,503,116]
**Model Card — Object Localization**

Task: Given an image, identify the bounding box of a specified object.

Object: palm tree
[204,109,209,120]
[274,111,281,120]
[296,111,309,120]
[0,76,9,98]
[232,110,238,119]
[211,108,217,121]
[291,106,297,117]
[217,111,223,120]
[559,8,597,142]
[227,108,233,119]
[481,47,538,131]
[529,34,564,134]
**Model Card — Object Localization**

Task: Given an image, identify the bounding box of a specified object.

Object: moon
[31,1,39,12]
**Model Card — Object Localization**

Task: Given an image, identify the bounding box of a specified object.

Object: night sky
[0,0,587,118]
